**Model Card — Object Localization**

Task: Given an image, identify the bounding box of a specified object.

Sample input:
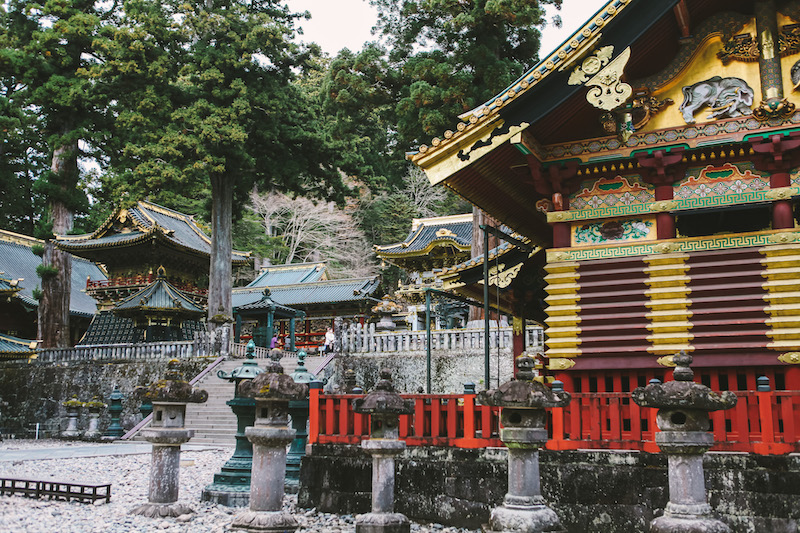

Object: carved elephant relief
[679,76,754,124]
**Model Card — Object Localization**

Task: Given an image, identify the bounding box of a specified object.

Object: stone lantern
[83,397,106,441]
[477,354,571,533]
[231,354,308,532]
[372,296,403,331]
[632,352,737,533]
[352,369,414,533]
[203,339,265,507]
[131,359,208,518]
[104,387,125,439]
[61,396,83,439]
[286,350,316,491]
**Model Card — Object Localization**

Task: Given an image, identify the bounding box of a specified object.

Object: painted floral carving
[574,219,653,245]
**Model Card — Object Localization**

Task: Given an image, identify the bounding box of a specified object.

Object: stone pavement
[0,441,229,463]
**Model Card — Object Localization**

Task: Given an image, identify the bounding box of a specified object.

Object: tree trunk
[207,175,233,355]
[38,140,76,348]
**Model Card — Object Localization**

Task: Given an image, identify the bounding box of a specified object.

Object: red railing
[86,275,207,296]
[309,389,503,448]
[309,388,800,455]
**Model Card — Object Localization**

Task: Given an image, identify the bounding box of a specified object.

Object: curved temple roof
[0,229,105,318]
[114,274,205,317]
[375,214,472,258]
[247,262,329,288]
[233,276,381,310]
[57,201,250,264]
[0,332,38,358]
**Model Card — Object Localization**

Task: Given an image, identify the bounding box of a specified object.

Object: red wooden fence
[308,387,800,455]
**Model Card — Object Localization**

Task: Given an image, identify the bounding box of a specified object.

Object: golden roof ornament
[569,46,632,111]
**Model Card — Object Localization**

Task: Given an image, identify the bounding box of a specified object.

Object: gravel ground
[0,440,480,533]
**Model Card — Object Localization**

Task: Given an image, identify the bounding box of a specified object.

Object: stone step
[182,354,327,444]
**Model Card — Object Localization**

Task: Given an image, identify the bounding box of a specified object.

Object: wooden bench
[0,477,111,504]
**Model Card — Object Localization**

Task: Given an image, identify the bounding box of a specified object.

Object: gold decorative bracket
[570,46,633,111]
[547,358,576,371]
[778,352,800,364]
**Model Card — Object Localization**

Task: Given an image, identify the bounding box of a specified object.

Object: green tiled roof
[114,276,204,316]
[247,262,328,288]
[237,288,302,318]
[0,275,21,295]
[57,201,249,263]
[0,229,105,317]
[0,332,36,357]
[233,276,380,309]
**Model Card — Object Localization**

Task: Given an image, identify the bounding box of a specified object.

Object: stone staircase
[183,355,329,446]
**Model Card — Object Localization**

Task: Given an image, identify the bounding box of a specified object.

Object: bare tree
[249,190,378,278]
[400,166,447,218]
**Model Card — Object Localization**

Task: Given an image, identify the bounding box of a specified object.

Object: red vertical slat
[325,397,335,439]
[414,398,426,438]
[709,372,725,444]
[446,397,457,444]
[339,398,350,439]
[308,384,320,444]
[431,399,441,442]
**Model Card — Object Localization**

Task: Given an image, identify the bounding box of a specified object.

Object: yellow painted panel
[646,321,694,333]
[544,337,582,349]
[644,276,692,288]
[767,340,800,350]
[645,287,692,299]
[645,298,692,310]
[647,309,693,321]
[645,30,762,132]
[647,344,694,355]
[545,347,582,358]
[545,326,582,337]
[544,283,581,295]
[545,315,581,327]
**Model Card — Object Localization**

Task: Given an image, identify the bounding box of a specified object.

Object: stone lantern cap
[239,361,308,401]
[478,354,571,409]
[218,339,266,382]
[632,352,737,411]
[352,369,414,415]
[136,359,208,404]
[289,351,317,384]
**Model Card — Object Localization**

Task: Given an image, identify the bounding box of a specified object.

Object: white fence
[33,325,545,363]
[36,337,214,363]
[340,324,544,354]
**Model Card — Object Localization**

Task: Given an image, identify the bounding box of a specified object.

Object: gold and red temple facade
[545,229,800,370]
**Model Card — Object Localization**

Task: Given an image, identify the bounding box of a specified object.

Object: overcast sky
[287,0,609,59]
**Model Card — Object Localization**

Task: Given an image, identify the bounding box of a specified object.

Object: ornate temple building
[411,0,800,394]
[232,262,380,351]
[57,201,249,344]
[375,214,472,299]
[0,229,104,345]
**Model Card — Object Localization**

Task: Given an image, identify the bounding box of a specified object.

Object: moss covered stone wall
[0,358,213,437]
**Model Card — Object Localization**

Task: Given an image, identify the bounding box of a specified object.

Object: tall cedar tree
[323,0,561,190]
[114,0,345,334]
[0,4,45,235]
[3,1,113,347]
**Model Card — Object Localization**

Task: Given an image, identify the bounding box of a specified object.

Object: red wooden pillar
[655,184,676,239]
[454,385,483,448]
[750,133,800,229]
[308,381,322,444]
[771,170,794,229]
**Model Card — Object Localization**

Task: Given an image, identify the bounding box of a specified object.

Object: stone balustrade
[340,324,544,354]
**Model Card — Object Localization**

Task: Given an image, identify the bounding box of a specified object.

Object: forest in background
[0,0,561,342]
